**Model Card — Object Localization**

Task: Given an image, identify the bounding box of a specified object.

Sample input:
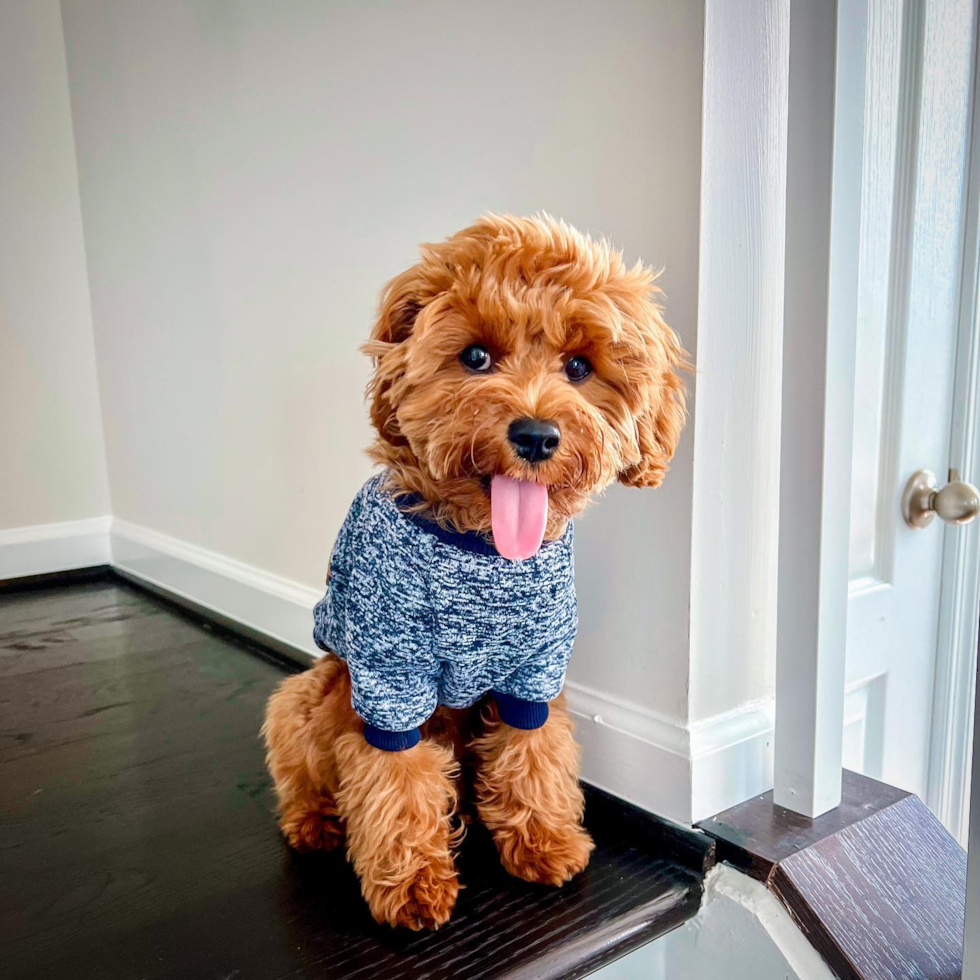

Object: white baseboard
[110,519,322,657]
[566,681,774,825]
[3,515,774,826]
[0,516,112,579]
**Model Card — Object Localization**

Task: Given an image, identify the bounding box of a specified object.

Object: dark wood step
[0,577,710,980]
[699,770,968,980]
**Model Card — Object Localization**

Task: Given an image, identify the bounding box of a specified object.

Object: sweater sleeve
[343,504,440,733]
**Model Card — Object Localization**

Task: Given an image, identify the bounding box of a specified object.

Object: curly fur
[472,694,594,886]
[366,213,688,534]
[263,214,688,929]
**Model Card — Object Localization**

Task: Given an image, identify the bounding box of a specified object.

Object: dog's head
[365,214,688,558]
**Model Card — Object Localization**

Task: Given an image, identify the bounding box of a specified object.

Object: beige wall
[0,0,109,529]
[61,0,703,720]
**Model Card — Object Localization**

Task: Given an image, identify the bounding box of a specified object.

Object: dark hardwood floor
[0,578,707,980]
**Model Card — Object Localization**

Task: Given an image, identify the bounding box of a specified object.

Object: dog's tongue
[490,475,548,560]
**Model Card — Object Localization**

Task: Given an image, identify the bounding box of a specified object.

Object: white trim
[701,866,837,980]
[566,681,689,757]
[871,0,922,594]
[931,383,980,843]
[109,519,321,657]
[688,0,789,735]
[110,519,320,609]
[689,702,775,825]
[597,863,837,979]
[774,0,859,818]
[0,516,112,579]
[963,635,980,978]
[566,681,773,825]
[929,0,980,846]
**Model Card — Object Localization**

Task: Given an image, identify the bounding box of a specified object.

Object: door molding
[863,0,924,595]
[929,0,980,843]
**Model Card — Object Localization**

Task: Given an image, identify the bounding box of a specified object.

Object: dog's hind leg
[471,693,594,886]
[262,654,351,852]
[334,733,461,930]
[278,784,344,852]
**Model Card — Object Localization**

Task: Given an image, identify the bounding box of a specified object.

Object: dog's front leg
[472,694,594,885]
[334,733,460,930]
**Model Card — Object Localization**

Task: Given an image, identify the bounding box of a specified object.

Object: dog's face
[365,214,687,556]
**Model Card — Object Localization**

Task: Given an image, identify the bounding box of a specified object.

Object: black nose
[508,418,561,463]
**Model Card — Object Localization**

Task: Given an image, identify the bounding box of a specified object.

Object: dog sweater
[313,472,578,750]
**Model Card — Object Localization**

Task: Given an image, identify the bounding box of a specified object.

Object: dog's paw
[280,806,344,853]
[496,821,594,887]
[366,861,460,931]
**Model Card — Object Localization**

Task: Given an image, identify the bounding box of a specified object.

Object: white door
[844,0,980,840]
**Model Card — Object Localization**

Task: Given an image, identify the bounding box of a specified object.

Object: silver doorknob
[902,469,980,529]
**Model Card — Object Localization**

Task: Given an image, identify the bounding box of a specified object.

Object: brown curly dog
[263,214,687,930]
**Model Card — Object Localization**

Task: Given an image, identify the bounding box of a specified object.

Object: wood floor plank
[0,579,705,980]
[773,795,967,980]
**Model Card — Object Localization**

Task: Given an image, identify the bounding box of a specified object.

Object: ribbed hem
[363,724,421,751]
[494,692,549,730]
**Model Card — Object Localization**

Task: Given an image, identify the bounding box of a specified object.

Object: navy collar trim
[396,494,500,557]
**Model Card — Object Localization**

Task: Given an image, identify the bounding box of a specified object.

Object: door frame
[929,0,980,842]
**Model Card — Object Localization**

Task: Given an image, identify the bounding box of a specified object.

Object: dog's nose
[508,418,561,463]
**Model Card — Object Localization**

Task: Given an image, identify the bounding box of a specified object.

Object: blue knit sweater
[313,473,578,749]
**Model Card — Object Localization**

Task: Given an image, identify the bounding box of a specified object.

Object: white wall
[61,0,704,721]
[0,0,109,532]
[0,0,786,822]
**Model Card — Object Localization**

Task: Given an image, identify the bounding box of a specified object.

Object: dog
[262,214,687,930]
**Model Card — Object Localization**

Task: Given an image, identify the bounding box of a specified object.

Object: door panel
[845,0,974,798]
[841,673,887,775]
[848,0,902,589]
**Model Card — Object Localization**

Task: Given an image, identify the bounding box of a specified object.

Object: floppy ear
[363,267,423,446]
[619,322,689,489]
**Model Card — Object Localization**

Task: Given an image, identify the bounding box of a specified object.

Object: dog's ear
[371,276,422,348]
[619,318,688,489]
[363,267,424,446]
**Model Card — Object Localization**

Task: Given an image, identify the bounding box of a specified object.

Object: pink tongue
[490,475,548,560]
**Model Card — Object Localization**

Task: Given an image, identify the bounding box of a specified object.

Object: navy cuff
[363,724,421,751]
[494,691,549,730]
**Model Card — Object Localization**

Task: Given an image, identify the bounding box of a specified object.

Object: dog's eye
[564,355,593,382]
[459,344,493,372]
